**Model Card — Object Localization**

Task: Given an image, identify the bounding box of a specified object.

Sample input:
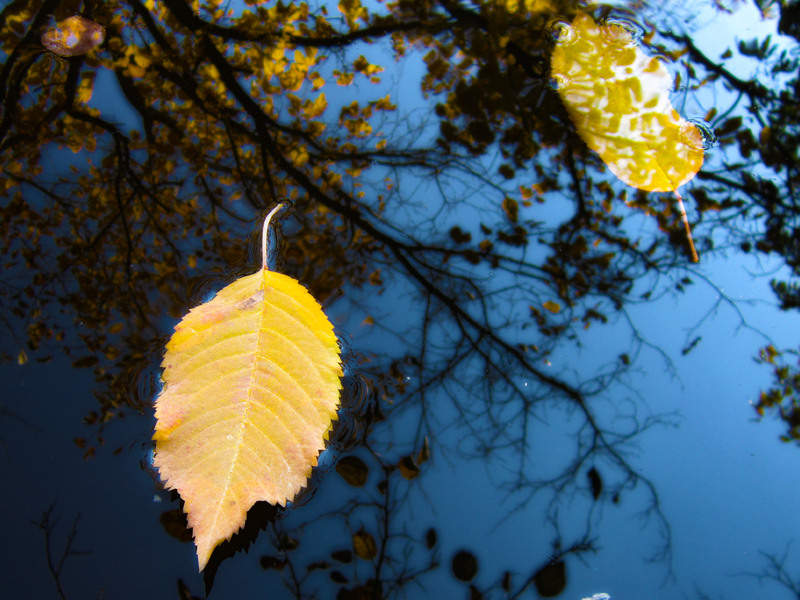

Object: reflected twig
[31,503,91,600]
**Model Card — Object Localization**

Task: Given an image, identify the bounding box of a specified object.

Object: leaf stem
[674,191,699,263]
[262,203,284,271]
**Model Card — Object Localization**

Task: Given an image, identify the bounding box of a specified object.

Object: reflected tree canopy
[2,0,800,596]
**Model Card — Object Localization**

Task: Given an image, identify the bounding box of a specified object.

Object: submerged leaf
[353,528,377,560]
[397,455,420,480]
[336,455,369,487]
[533,560,567,597]
[452,550,479,582]
[551,13,704,192]
[153,207,342,571]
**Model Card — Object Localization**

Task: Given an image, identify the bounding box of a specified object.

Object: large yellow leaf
[152,206,342,571]
[551,13,704,192]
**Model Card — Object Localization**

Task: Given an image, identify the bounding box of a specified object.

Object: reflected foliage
[754,345,800,444]
[32,503,91,600]
[1,0,799,596]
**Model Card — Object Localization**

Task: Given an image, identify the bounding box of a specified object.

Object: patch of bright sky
[86,66,142,133]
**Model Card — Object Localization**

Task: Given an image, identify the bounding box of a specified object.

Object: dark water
[2,0,800,598]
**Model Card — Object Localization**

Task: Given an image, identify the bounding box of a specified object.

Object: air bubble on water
[683,119,718,150]
[140,441,162,487]
[548,72,572,91]
[545,19,576,46]
[602,17,644,46]
[127,337,166,411]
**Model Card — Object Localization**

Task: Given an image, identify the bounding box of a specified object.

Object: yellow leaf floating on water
[152,205,343,571]
[551,13,703,191]
[551,12,703,260]
[41,16,105,57]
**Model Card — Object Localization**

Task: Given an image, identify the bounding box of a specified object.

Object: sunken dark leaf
[331,549,353,563]
[336,455,369,487]
[397,455,420,480]
[159,509,193,543]
[587,467,602,500]
[449,226,472,244]
[502,571,512,592]
[260,556,286,571]
[533,560,567,598]
[425,528,437,549]
[281,535,300,551]
[330,571,349,584]
[452,550,478,582]
[353,528,377,560]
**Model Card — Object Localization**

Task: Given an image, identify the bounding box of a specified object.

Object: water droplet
[683,119,718,150]
[545,19,576,46]
[549,72,572,91]
[601,18,644,46]
[140,442,161,486]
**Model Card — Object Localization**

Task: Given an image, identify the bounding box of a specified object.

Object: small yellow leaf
[543,301,561,314]
[17,350,27,365]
